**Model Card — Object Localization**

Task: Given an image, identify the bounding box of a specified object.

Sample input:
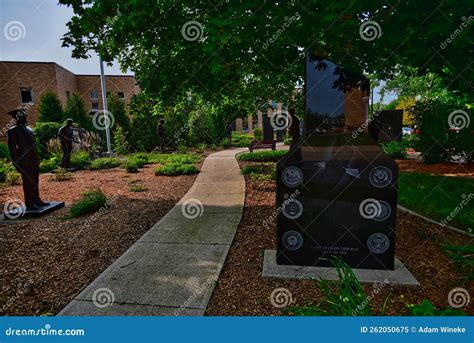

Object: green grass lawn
[398,172,474,232]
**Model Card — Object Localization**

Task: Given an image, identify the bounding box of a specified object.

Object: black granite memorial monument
[276,56,398,270]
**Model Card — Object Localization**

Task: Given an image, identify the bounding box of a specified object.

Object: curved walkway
[60,148,246,315]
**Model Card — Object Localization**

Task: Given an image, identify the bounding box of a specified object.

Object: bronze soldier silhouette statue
[7,108,48,210]
[58,118,77,169]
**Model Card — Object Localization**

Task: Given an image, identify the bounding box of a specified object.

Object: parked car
[402,127,413,135]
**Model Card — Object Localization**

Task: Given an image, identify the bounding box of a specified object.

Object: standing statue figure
[157,119,165,153]
[58,118,76,169]
[288,108,301,145]
[7,108,48,210]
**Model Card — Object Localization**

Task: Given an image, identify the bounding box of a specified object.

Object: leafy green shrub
[65,94,92,131]
[0,160,15,182]
[51,168,73,181]
[284,136,292,145]
[67,189,108,218]
[38,91,64,123]
[0,143,10,160]
[196,143,207,153]
[177,144,187,154]
[221,139,230,149]
[34,122,63,159]
[130,152,149,163]
[70,151,91,169]
[39,155,61,173]
[155,163,198,176]
[284,258,373,316]
[90,157,121,170]
[237,150,287,162]
[210,144,217,151]
[407,300,465,316]
[241,163,276,180]
[108,94,130,132]
[241,164,264,175]
[253,128,263,141]
[410,96,472,163]
[130,185,148,192]
[128,94,158,152]
[232,132,252,147]
[113,125,130,155]
[402,134,419,149]
[6,171,22,185]
[167,154,200,164]
[123,160,140,173]
[381,141,407,159]
[441,244,474,281]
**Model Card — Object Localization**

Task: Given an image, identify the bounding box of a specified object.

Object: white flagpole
[99,54,112,154]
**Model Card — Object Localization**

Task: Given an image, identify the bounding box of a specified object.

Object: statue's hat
[7,108,28,119]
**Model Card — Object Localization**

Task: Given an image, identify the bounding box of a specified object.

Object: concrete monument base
[262,250,420,287]
[3,201,65,220]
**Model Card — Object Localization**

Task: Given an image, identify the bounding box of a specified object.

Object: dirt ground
[396,159,474,177]
[0,162,199,315]
[206,161,474,316]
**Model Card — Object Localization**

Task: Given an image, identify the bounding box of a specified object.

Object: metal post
[99,55,112,154]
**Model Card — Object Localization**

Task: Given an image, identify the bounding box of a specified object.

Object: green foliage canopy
[60,0,473,104]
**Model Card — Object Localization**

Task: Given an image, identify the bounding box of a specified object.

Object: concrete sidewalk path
[60,148,246,315]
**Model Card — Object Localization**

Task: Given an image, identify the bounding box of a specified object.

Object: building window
[20,87,34,104]
[91,102,99,110]
[117,91,125,99]
[66,91,70,99]
[90,90,99,99]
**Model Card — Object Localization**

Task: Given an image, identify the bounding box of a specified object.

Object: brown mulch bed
[0,161,201,316]
[396,159,474,177]
[206,161,474,316]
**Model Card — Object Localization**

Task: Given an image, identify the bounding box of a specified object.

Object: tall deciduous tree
[59,0,473,103]
[65,94,91,130]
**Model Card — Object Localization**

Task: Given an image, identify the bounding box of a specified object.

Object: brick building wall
[0,61,140,141]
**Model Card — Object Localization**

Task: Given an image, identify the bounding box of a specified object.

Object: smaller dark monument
[368,110,403,144]
[249,111,276,152]
[4,108,64,219]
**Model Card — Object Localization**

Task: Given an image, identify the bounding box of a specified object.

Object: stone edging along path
[397,205,473,238]
[59,148,247,315]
